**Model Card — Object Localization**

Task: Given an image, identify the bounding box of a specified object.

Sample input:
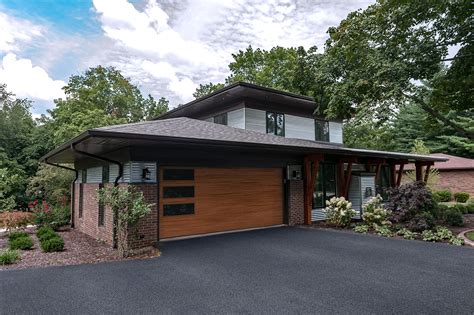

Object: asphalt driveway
[1,227,473,314]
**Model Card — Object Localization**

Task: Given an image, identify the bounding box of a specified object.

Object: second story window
[213,113,227,125]
[315,119,329,142]
[266,112,285,136]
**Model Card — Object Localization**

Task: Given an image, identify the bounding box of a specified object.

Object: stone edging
[458,229,474,247]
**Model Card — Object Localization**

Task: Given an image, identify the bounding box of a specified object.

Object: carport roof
[41,117,448,164]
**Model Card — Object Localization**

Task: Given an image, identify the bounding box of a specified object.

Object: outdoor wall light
[142,167,151,180]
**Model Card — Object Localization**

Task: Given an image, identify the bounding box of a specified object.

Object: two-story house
[41,82,446,249]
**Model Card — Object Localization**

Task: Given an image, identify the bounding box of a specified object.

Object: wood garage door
[159,168,284,239]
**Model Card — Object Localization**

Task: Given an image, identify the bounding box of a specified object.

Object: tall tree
[321,0,473,138]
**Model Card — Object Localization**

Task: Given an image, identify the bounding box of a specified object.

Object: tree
[321,0,473,138]
[193,83,225,99]
[27,164,75,206]
[145,96,169,120]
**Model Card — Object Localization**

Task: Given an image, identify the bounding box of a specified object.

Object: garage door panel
[160,168,283,238]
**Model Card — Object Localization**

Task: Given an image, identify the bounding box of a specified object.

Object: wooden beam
[396,163,405,187]
[303,157,312,225]
[344,162,353,199]
[337,161,346,198]
[415,162,423,182]
[389,163,397,187]
[374,163,382,182]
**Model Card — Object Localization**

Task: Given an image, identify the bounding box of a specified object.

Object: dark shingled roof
[87,117,446,162]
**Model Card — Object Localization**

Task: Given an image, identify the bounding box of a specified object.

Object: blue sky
[0,0,373,116]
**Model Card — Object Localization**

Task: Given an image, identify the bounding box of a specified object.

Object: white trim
[160,224,286,242]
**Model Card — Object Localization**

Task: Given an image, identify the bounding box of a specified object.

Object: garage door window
[161,168,195,216]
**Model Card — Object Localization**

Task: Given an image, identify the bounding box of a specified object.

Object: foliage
[30,199,69,230]
[9,235,34,250]
[0,249,20,265]
[421,230,438,242]
[374,225,393,237]
[396,228,417,240]
[443,208,464,227]
[362,195,390,227]
[386,182,438,223]
[27,164,74,206]
[0,211,34,231]
[353,224,369,234]
[406,212,435,232]
[193,83,225,98]
[454,192,470,203]
[434,226,453,241]
[40,235,65,252]
[449,236,464,246]
[36,226,56,240]
[433,190,452,202]
[323,197,356,228]
[8,231,28,240]
[96,185,153,257]
[421,226,464,246]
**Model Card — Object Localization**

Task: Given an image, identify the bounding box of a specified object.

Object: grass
[465,231,474,241]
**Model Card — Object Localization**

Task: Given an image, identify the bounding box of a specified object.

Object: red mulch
[0,227,159,270]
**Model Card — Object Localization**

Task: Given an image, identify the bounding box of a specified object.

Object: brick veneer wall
[434,170,474,196]
[72,183,159,249]
[73,183,114,245]
[288,180,305,225]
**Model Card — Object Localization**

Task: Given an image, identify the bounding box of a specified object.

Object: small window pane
[214,113,227,125]
[163,169,194,180]
[164,203,194,216]
[315,120,329,142]
[266,112,275,134]
[276,113,285,136]
[163,186,194,198]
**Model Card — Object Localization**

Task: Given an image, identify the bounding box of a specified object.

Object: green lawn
[465,231,474,241]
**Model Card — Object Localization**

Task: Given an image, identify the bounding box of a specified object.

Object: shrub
[386,182,437,223]
[323,197,357,228]
[449,236,464,246]
[40,236,64,252]
[434,226,453,240]
[9,236,34,250]
[444,208,464,226]
[453,192,470,203]
[406,212,434,232]
[8,231,28,240]
[374,225,393,237]
[0,211,34,231]
[353,224,369,233]
[421,230,439,242]
[452,203,469,214]
[34,203,70,230]
[362,195,390,226]
[396,228,418,240]
[0,249,20,265]
[433,190,452,202]
[36,226,55,238]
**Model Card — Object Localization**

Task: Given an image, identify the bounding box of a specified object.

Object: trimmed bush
[8,231,29,240]
[36,226,55,238]
[40,236,64,252]
[454,192,470,203]
[387,182,437,223]
[362,195,390,226]
[9,236,33,250]
[0,249,20,265]
[406,212,434,232]
[433,190,452,202]
[324,197,357,228]
[444,208,464,226]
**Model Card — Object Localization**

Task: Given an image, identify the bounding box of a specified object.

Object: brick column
[288,180,305,225]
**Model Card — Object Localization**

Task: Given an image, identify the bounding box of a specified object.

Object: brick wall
[435,170,474,196]
[288,180,305,225]
[72,183,159,250]
[73,183,114,245]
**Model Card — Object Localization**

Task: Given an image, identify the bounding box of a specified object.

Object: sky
[0,0,373,116]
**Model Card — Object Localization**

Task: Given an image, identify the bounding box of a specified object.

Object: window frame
[160,168,195,216]
[213,113,228,125]
[315,119,330,142]
[266,111,285,136]
[312,162,338,209]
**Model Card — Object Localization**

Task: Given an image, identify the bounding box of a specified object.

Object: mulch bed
[0,227,159,271]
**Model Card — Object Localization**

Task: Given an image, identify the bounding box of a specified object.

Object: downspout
[70,143,123,248]
[44,159,78,228]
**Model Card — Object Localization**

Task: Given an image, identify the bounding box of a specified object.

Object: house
[41,82,446,249]
[403,153,474,196]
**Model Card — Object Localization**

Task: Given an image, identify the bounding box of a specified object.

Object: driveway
[1,227,473,314]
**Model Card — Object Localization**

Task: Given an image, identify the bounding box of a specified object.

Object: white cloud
[0,53,65,101]
[0,12,43,53]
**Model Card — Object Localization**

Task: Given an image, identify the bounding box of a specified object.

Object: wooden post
[396,163,405,187]
[415,162,423,182]
[337,161,345,198]
[344,162,353,199]
[303,155,323,225]
[424,163,432,183]
[374,163,382,183]
[389,163,397,187]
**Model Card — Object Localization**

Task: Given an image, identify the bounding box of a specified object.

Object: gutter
[44,159,79,228]
[71,143,123,248]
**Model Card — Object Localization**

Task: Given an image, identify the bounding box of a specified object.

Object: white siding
[130,161,157,183]
[329,121,343,144]
[245,108,266,133]
[348,174,375,219]
[227,108,245,129]
[285,115,315,140]
[109,164,120,183]
[86,166,102,183]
